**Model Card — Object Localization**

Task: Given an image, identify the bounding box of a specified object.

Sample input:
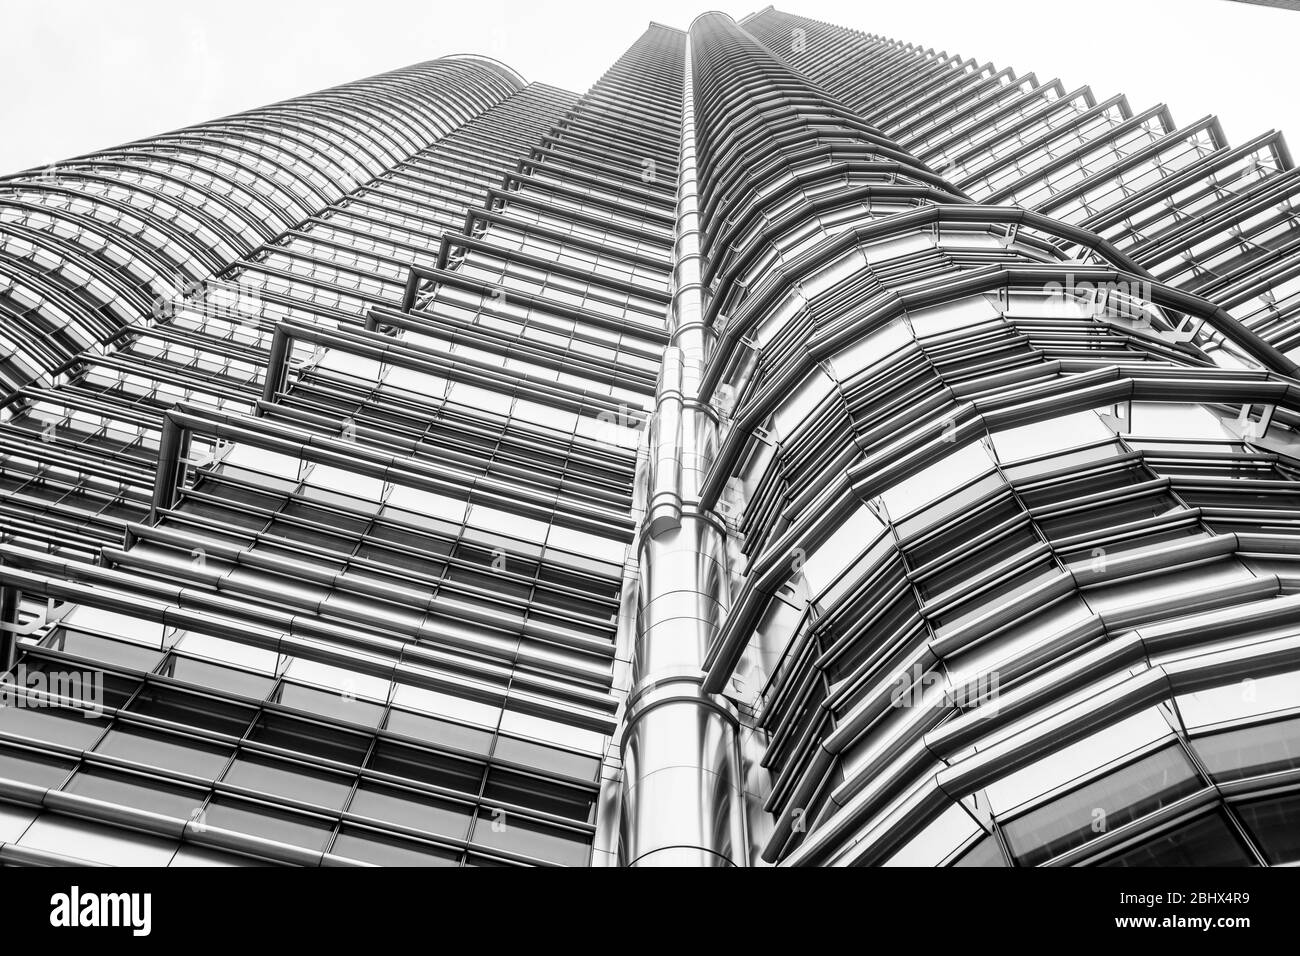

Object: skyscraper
[1,7,1299,868]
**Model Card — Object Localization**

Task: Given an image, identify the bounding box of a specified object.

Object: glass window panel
[248,714,371,766]
[58,605,164,645]
[42,628,165,670]
[498,709,606,755]
[951,833,1008,867]
[64,767,207,819]
[283,659,389,701]
[931,559,1059,633]
[897,473,1008,543]
[383,708,494,755]
[770,367,835,436]
[0,743,75,787]
[1002,744,1203,866]
[126,687,256,738]
[366,741,484,795]
[204,796,333,851]
[170,844,273,867]
[492,735,600,782]
[1036,490,1182,542]
[0,704,110,748]
[1191,717,1300,782]
[274,681,385,727]
[880,442,993,520]
[94,726,232,779]
[1236,793,1300,865]
[907,295,997,336]
[882,801,982,867]
[170,631,280,673]
[470,808,590,866]
[347,781,473,841]
[945,596,1094,691]
[1176,670,1300,730]
[916,523,1038,599]
[1017,462,1154,511]
[482,768,595,823]
[464,852,521,867]
[1100,812,1254,867]
[1083,560,1251,616]
[1129,402,1236,440]
[801,505,884,594]
[0,802,38,842]
[827,318,911,379]
[156,655,276,700]
[1002,440,1125,484]
[905,495,1022,569]
[19,814,178,865]
[331,826,461,866]
[991,411,1113,464]
[222,754,353,810]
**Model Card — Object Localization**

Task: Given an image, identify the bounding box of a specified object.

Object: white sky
[1,0,1297,175]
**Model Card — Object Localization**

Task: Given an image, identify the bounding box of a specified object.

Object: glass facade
[2,8,1300,867]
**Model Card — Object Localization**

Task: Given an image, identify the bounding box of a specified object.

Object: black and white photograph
[0,0,1297,938]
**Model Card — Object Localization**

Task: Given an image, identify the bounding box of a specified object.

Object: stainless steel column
[618,27,748,867]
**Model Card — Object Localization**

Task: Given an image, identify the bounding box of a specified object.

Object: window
[248,714,371,766]
[1191,717,1300,782]
[94,726,232,779]
[1101,812,1254,867]
[1236,793,1300,865]
[64,767,207,820]
[274,681,385,728]
[384,708,494,755]
[469,808,590,866]
[0,743,75,788]
[156,655,276,700]
[331,826,461,866]
[203,797,333,851]
[951,833,1007,867]
[42,627,165,670]
[366,741,484,795]
[222,754,353,811]
[492,735,600,782]
[0,704,110,748]
[347,782,473,841]
[482,768,595,823]
[18,814,178,865]
[1002,745,1203,866]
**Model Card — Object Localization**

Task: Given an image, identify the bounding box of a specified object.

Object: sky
[1,0,1298,174]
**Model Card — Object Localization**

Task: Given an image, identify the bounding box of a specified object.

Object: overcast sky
[2,0,1297,175]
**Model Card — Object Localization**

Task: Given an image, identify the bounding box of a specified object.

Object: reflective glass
[1002,745,1202,866]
